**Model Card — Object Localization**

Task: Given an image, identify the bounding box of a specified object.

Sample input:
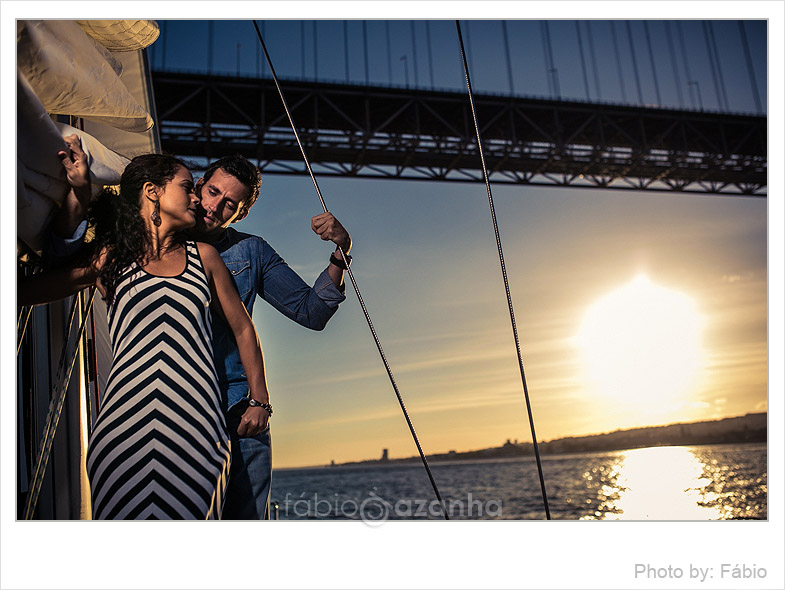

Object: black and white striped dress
[87,241,230,519]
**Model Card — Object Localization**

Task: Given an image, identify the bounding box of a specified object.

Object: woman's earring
[150,199,162,227]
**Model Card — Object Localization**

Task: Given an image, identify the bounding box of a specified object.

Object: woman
[20,151,270,519]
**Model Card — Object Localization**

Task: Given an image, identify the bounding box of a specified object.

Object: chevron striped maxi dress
[86,241,231,519]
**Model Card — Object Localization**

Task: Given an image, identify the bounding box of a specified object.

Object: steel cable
[17,305,33,356]
[455,20,551,519]
[17,263,41,356]
[251,21,449,520]
[24,288,96,519]
[738,21,762,114]
[626,22,644,105]
[575,21,591,100]
[644,22,662,106]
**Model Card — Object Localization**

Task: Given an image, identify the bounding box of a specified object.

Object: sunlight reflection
[604,447,723,520]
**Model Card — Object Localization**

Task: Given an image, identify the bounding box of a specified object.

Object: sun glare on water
[575,275,705,414]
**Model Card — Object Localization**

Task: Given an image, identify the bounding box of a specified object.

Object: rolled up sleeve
[260,241,346,331]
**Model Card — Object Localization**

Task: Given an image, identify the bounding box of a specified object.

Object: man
[190,154,351,519]
[53,141,352,519]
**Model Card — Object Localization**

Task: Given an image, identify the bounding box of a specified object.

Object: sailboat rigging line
[455,20,551,520]
[251,21,449,520]
[17,263,42,356]
[17,305,33,356]
[24,288,96,519]
[89,303,101,414]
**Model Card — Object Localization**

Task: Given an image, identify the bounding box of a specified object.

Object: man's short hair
[203,155,262,221]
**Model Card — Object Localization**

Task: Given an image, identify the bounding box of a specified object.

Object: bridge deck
[153,71,766,195]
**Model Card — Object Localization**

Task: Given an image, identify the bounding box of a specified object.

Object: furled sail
[17,20,155,131]
[16,19,160,253]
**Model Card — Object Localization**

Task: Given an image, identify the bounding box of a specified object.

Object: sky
[241,172,768,468]
[151,19,767,113]
[144,16,771,469]
[3,3,784,589]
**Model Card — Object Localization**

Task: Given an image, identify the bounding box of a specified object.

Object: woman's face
[158,166,199,229]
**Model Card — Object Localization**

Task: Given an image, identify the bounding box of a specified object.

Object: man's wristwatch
[329,252,352,270]
[248,399,273,415]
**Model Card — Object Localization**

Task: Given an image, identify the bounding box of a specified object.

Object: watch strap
[248,399,273,415]
[330,253,352,270]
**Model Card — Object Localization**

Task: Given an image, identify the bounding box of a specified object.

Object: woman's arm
[53,134,92,239]
[19,138,100,307]
[18,263,100,307]
[199,242,271,437]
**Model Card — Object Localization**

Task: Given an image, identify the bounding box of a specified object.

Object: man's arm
[259,236,347,331]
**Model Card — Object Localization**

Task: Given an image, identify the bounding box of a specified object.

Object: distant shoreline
[281,412,766,471]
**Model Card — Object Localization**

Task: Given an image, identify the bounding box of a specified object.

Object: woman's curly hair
[88,154,188,304]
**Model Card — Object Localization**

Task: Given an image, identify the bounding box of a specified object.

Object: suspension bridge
[150,20,767,196]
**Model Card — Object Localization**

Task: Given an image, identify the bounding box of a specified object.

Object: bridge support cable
[676,22,704,110]
[455,20,551,520]
[711,23,730,111]
[540,22,560,98]
[411,21,421,87]
[313,22,319,81]
[575,21,591,101]
[586,21,602,99]
[738,21,763,114]
[502,21,515,96]
[385,22,393,84]
[643,22,662,106]
[343,22,350,82]
[611,22,628,103]
[251,21,450,520]
[703,22,730,112]
[664,22,685,106]
[362,21,369,85]
[208,21,214,72]
[626,22,645,104]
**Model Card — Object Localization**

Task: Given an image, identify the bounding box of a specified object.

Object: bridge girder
[152,72,767,196]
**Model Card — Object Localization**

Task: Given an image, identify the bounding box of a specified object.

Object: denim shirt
[210,227,346,411]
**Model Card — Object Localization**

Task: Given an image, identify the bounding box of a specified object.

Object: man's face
[194,168,251,236]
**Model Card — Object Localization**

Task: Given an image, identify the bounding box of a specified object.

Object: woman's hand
[54,134,92,239]
[58,134,90,192]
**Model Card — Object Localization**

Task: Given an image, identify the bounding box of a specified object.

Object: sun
[574,275,705,412]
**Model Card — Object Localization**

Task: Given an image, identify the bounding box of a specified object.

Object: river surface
[269,443,767,521]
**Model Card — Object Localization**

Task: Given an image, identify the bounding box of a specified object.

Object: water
[269,443,767,521]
